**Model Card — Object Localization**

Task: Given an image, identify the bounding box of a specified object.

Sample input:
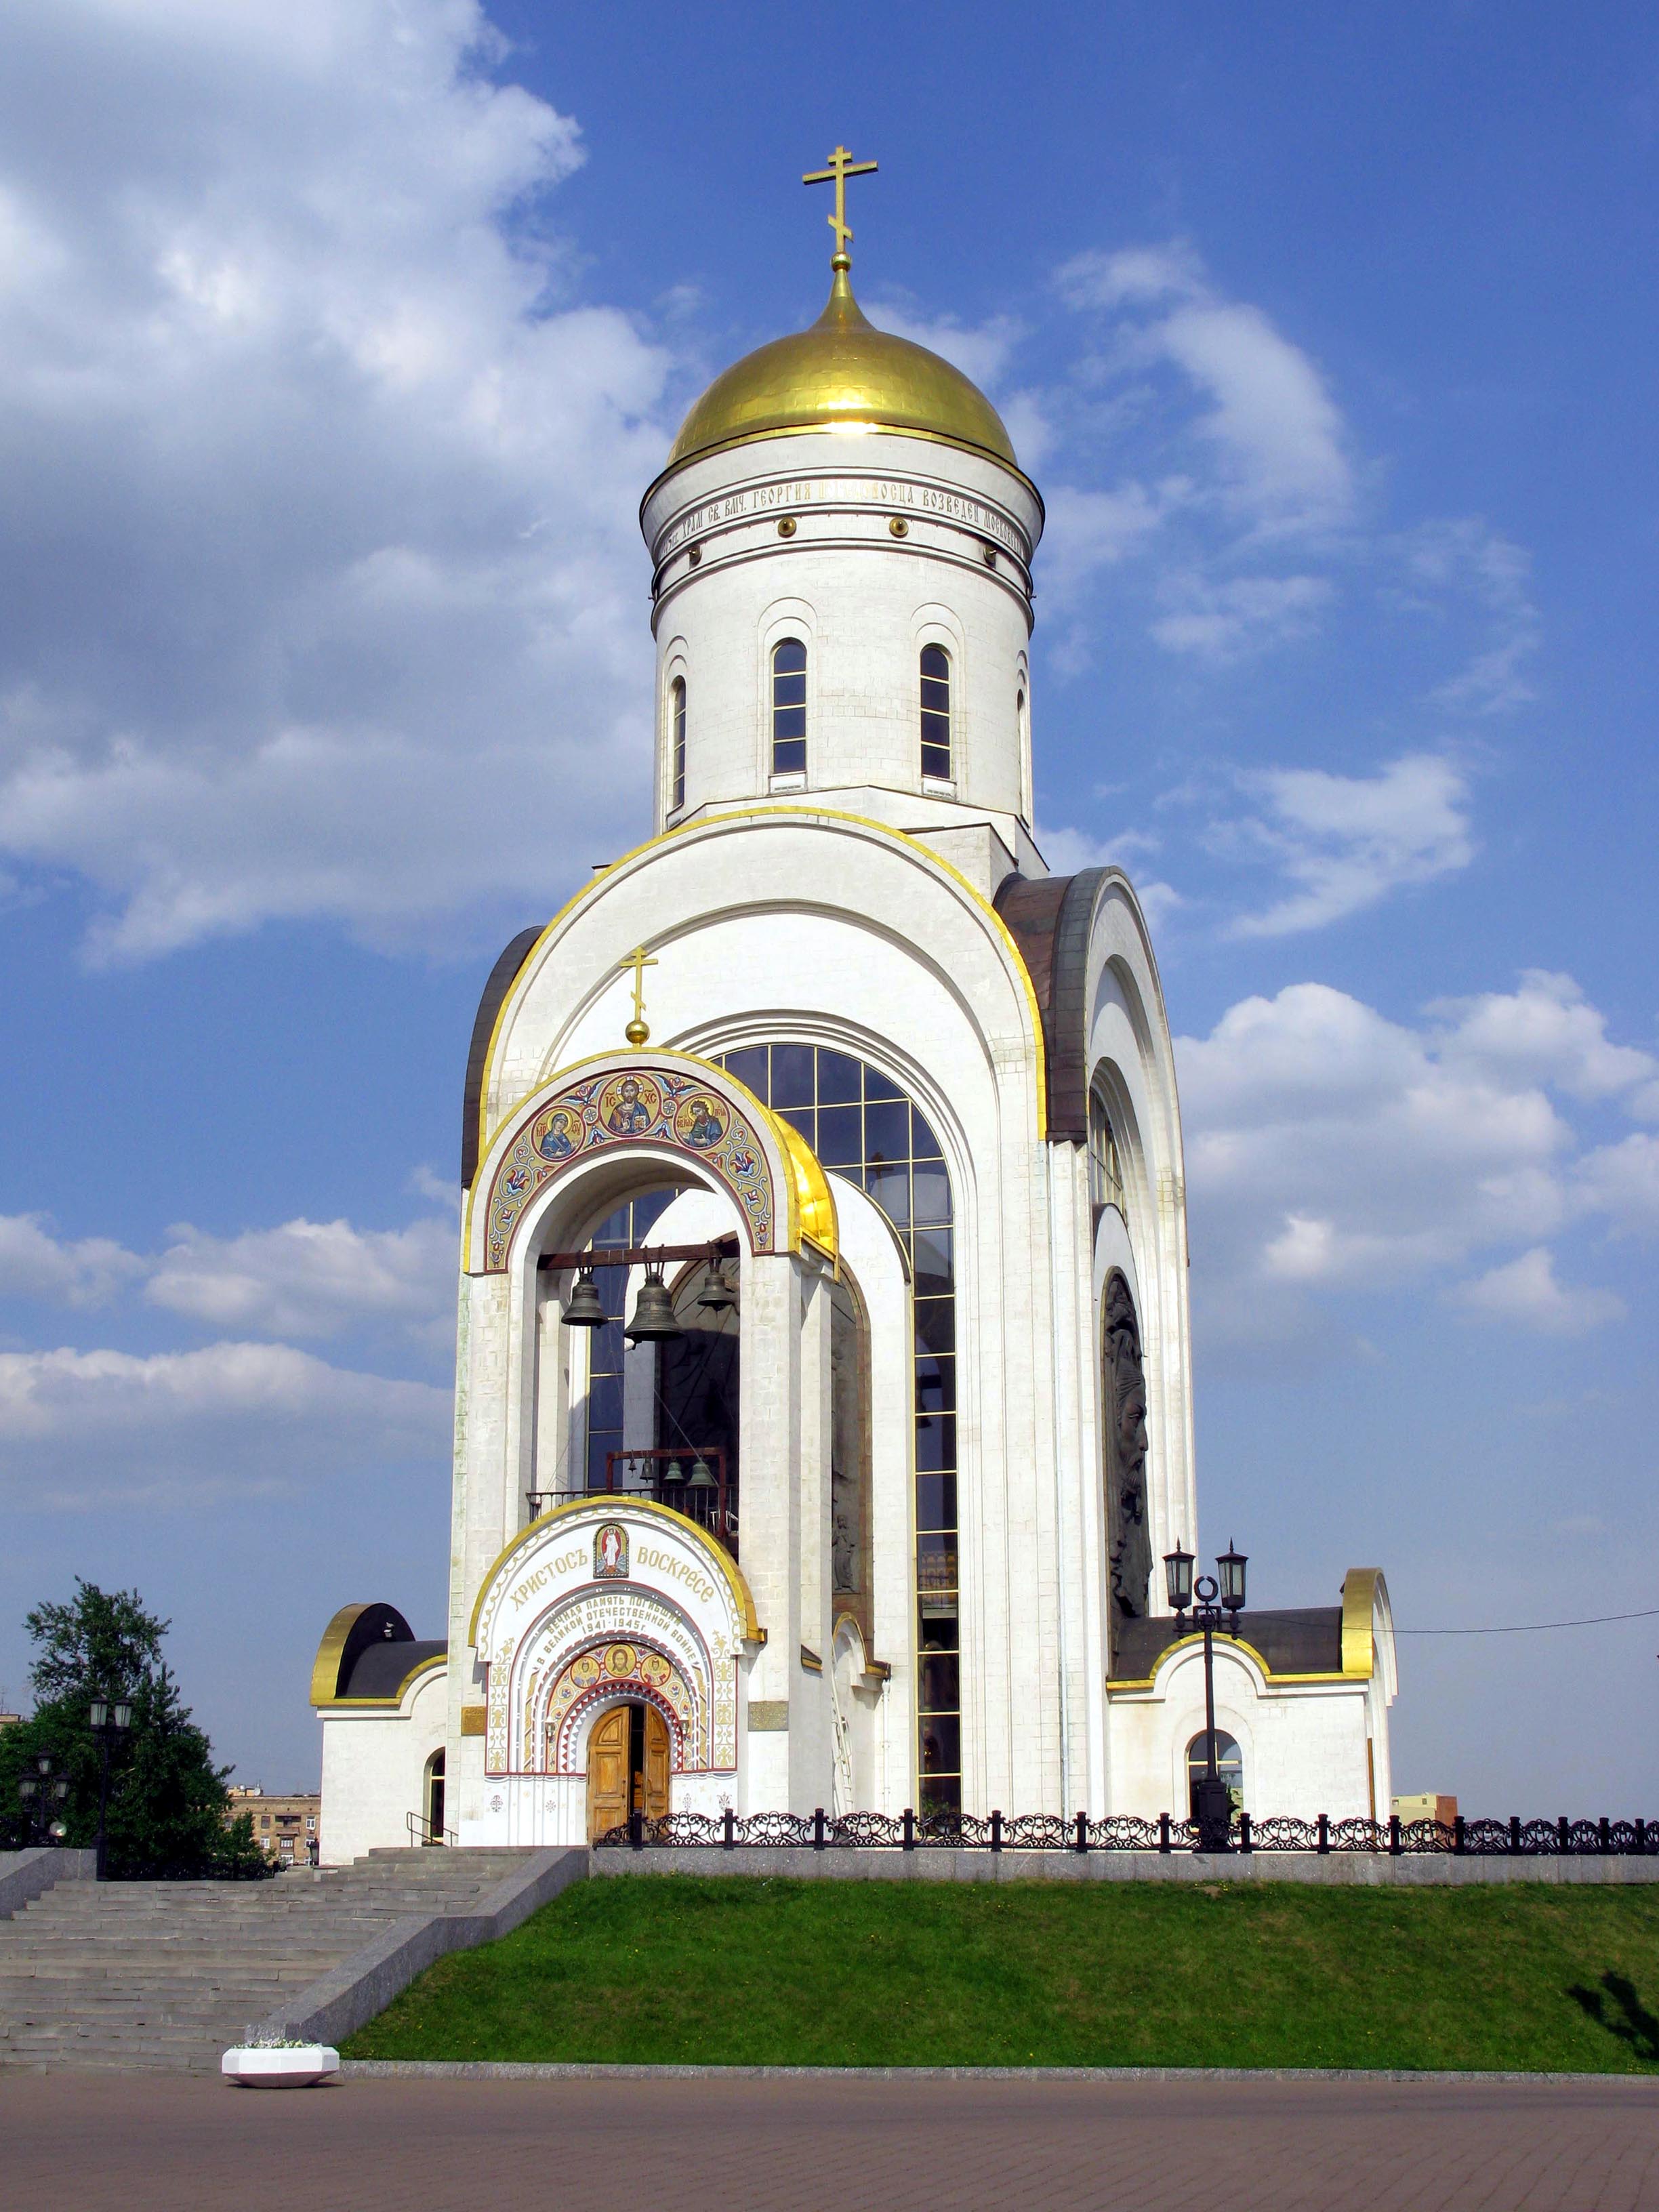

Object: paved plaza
[3,2070,1657,2210]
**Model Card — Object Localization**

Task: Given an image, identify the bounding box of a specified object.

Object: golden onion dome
[666,265,1018,474]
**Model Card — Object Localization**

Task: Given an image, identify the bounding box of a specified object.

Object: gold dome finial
[802,142,878,273]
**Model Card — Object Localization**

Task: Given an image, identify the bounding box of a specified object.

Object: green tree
[0,1580,267,1877]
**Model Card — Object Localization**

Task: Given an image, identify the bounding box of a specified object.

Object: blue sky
[1,0,1655,1807]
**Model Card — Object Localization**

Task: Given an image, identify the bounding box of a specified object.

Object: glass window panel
[722,1046,769,1099]
[588,1370,623,1429]
[916,1355,956,1414]
[914,1472,957,1529]
[863,1065,904,1103]
[914,1414,956,1471]
[815,1104,863,1168]
[920,644,949,680]
[770,1044,816,1109]
[863,1101,910,1162]
[817,1049,861,1104]
[920,1715,961,1775]
[779,1104,815,1148]
[916,1532,957,1592]
[920,679,950,712]
[910,1110,944,1161]
[913,1297,955,1354]
[910,1164,951,1227]
[922,1612,958,1652]
[912,1228,953,1298]
[918,1650,960,1714]
[920,745,951,781]
[864,1161,909,1227]
[772,703,806,737]
[772,739,806,775]
[773,678,806,712]
[773,638,806,675]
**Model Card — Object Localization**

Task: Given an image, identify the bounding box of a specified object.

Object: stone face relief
[1104,1271,1152,1622]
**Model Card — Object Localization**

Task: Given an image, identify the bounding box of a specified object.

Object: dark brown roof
[1109,1607,1345,1683]
[994,869,1107,1143]
[462,926,542,1189]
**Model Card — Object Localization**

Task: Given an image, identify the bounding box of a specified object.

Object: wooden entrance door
[642,1704,671,1820]
[585,1707,630,1840]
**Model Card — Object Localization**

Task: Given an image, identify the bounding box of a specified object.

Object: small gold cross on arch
[620,945,657,1047]
[802,143,878,268]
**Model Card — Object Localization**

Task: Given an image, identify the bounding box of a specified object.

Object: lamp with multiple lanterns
[1163,1540,1248,1852]
[16,1752,69,1847]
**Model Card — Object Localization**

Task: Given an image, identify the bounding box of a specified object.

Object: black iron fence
[596,1809,1659,1856]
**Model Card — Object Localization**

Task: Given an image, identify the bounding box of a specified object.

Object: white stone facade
[313,300,1395,1860]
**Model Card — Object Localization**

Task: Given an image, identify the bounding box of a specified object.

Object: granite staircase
[0,1847,541,2074]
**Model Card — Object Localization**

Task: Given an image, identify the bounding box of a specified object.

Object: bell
[687,1456,716,1490]
[661,1458,684,1488]
[561,1268,607,1328]
[697,1263,737,1312]
[624,1263,682,1343]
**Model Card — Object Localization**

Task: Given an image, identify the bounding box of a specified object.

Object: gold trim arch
[466,1049,836,1275]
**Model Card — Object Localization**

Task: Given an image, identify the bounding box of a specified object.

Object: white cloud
[1448,1248,1624,1335]
[1059,241,1353,529]
[0,0,674,962]
[1225,754,1473,936]
[0,1214,145,1307]
[0,1339,449,1507]
[1179,969,1659,1352]
[1407,520,1539,715]
[1040,480,1185,604]
[1151,573,1332,659]
[1430,970,1659,1114]
[146,1216,457,1338]
[0,1204,455,1340]
[1574,1133,1659,1237]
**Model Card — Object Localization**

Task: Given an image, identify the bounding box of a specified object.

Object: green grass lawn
[341,1873,1659,2072]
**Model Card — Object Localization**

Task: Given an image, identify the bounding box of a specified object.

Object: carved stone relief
[1103,1271,1152,1622]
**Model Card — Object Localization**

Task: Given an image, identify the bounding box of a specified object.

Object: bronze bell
[562,1267,607,1328]
[623,1261,682,1343]
[697,1262,737,1312]
[661,1458,685,1488]
[686,1455,716,1490]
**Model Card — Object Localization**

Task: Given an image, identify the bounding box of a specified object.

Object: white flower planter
[221,2044,340,2089]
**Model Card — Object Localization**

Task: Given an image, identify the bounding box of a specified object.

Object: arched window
[1187,1732,1244,1821]
[670,676,687,813]
[771,639,807,775]
[920,644,951,780]
[1088,1089,1124,1216]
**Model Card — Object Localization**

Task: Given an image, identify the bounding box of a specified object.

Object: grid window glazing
[582,1191,673,1491]
[717,1042,960,1811]
[1088,1089,1124,1215]
[670,678,687,813]
[771,639,807,775]
[920,644,951,781]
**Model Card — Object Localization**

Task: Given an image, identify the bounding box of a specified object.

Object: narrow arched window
[920,645,951,780]
[771,639,806,775]
[670,676,687,813]
[1088,1088,1124,1216]
[1187,1731,1244,1821]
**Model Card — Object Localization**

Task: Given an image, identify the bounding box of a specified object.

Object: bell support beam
[535,1240,734,1271]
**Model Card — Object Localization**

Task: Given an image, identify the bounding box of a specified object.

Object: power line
[1394,1607,1659,1637]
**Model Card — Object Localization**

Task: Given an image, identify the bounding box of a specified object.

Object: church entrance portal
[584,1702,672,1841]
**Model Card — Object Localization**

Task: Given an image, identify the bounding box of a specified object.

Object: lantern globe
[89,1698,108,1729]
[1163,1542,1195,1612]
[1218,1542,1248,1612]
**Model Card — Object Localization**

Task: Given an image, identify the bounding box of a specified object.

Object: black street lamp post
[17,1753,69,1847]
[1164,1540,1248,1853]
[88,1698,132,1881]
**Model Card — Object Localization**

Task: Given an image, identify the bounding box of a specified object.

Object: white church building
[312,161,1397,1860]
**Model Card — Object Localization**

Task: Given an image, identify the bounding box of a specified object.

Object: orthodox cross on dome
[620,945,657,1046]
[802,143,878,270]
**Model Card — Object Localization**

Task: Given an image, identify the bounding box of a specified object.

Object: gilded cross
[802,143,878,267]
[620,945,657,1046]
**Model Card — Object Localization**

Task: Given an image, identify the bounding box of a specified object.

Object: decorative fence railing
[595,1809,1659,1856]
